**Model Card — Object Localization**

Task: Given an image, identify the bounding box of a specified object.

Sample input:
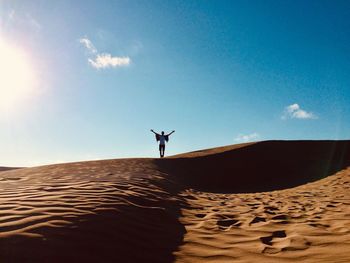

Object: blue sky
[0,0,349,166]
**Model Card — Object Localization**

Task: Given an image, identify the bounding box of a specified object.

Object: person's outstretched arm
[150,129,159,135]
[167,130,175,136]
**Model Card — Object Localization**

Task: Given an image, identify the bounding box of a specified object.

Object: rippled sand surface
[175,168,350,262]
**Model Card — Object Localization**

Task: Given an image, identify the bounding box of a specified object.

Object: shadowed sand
[160,140,350,192]
[0,166,20,172]
[0,140,349,262]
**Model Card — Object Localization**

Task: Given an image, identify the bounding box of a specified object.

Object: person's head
[161,131,164,135]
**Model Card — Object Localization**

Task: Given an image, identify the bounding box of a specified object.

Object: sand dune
[159,140,350,192]
[0,166,20,172]
[0,140,349,262]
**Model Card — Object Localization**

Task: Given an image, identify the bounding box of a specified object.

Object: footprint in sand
[195,213,206,218]
[271,214,290,224]
[260,230,287,246]
[308,222,330,229]
[217,218,241,229]
[250,216,266,225]
[261,230,311,254]
[272,214,288,220]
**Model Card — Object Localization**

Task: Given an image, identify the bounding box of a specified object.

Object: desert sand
[0,140,349,262]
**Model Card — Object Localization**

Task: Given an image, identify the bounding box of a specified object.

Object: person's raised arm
[150,129,159,135]
[167,130,175,136]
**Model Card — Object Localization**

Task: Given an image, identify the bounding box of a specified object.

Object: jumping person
[150,129,175,158]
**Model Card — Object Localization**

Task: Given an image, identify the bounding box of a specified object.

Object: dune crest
[158,140,350,192]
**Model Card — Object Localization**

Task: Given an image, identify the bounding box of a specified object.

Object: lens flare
[0,38,37,111]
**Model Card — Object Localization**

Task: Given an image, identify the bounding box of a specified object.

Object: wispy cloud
[79,37,131,69]
[79,38,97,54]
[6,10,41,32]
[234,133,260,143]
[26,14,41,31]
[88,54,130,69]
[282,103,318,120]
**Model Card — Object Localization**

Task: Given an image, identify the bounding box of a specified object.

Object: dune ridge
[158,140,350,192]
[0,166,21,172]
[0,140,349,262]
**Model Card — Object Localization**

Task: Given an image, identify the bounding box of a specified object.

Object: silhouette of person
[150,129,175,158]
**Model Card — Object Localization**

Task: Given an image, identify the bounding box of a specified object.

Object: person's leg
[159,144,162,157]
[160,144,165,157]
[162,145,166,157]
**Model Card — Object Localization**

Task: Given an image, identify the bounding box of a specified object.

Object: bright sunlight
[0,37,37,110]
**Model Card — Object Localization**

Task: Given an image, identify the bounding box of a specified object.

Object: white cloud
[286,103,299,113]
[79,37,131,69]
[234,133,260,143]
[79,38,97,54]
[88,54,130,69]
[282,103,318,120]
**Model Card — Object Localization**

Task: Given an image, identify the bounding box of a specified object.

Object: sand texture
[0,140,349,262]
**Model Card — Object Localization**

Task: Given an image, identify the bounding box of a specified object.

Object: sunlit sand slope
[174,167,350,263]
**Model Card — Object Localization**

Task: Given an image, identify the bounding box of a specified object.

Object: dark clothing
[159,144,165,158]
[152,130,174,158]
[155,134,169,143]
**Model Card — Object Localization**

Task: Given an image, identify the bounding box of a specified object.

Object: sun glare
[0,38,37,110]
